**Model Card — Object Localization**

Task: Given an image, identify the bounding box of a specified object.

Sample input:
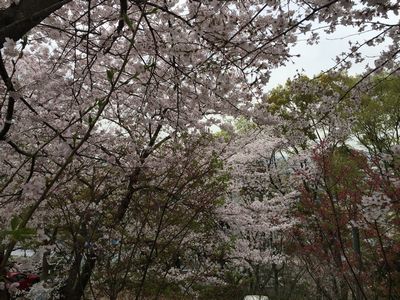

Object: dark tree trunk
[0,0,71,47]
[0,290,9,300]
[352,226,363,300]
[0,255,9,300]
[272,263,279,295]
[59,252,96,300]
[41,250,51,281]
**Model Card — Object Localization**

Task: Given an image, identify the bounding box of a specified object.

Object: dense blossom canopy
[1,0,400,299]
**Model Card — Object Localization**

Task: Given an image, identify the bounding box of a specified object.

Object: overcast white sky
[266,22,394,90]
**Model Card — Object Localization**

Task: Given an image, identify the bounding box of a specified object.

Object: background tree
[264,72,400,299]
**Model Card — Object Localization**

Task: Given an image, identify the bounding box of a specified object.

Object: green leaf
[4,226,36,242]
[97,98,105,108]
[88,114,94,126]
[10,228,36,241]
[106,69,115,83]
[144,62,156,70]
[146,8,158,15]
[123,13,133,31]
[10,216,21,230]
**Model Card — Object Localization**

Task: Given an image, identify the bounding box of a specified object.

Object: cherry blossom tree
[212,125,304,298]
[49,134,229,300]
[1,0,400,299]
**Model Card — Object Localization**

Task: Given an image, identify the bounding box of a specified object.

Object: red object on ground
[6,272,40,290]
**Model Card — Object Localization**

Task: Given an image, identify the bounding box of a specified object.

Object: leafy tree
[264,73,400,299]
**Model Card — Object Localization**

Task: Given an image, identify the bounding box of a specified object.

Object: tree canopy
[1,1,400,299]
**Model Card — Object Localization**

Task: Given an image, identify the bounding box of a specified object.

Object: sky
[266,22,394,91]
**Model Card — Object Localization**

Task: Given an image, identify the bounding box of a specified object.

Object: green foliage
[214,128,232,142]
[266,73,356,145]
[255,72,400,299]
[122,13,134,31]
[329,145,365,188]
[235,116,257,133]
[1,216,36,242]
[106,68,115,83]
[353,74,400,154]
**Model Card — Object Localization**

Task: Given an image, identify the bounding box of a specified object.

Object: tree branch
[0,0,72,47]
